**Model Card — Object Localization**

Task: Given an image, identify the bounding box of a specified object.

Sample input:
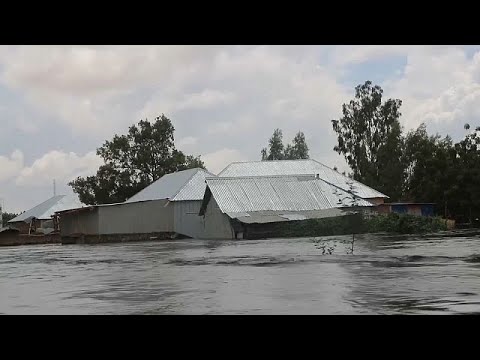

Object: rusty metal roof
[217,159,388,199]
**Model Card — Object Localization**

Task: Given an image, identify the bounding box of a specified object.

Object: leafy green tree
[69,115,205,205]
[261,129,309,160]
[403,123,454,215]
[2,212,18,227]
[448,125,480,222]
[331,81,404,200]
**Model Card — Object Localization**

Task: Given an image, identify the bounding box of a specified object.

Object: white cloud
[16,150,103,187]
[384,47,480,131]
[177,89,236,111]
[177,136,198,147]
[202,148,246,174]
[0,150,24,181]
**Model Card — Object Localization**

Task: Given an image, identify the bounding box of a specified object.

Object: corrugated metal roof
[125,168,215,203]
[205,175,372,215]
[172,168,216,201]
[9,195,84,223]
[217,159,388,199]
[230,208,348,224]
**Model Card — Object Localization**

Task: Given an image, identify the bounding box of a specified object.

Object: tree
[2,212,18,227]
[261,129,309,160]
[69,115,205,205]
[403,123,454,216]
[331,81,404,200]
[335,181,362,254]
[448,125,480,223]
[261,128,285,160]
[285,131,309,160]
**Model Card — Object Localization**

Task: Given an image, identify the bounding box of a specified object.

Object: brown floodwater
[1,234,480,314]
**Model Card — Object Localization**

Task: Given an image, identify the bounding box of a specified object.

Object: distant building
[217,159,388,205]
[56,168,215,243]
[0,226,20,246]
[376,203,435,217]
[8,195,83,234]
[198,174,373,239]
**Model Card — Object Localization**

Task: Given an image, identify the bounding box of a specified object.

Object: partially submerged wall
[61,232,177,245]
[60,208,99,236]
[200,197,235,239]
[98,199,174,234]
[173,200,205,238]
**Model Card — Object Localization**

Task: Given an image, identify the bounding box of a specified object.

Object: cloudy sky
[1,45,480,213]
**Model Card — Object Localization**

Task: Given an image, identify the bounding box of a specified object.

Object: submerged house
[218,159,388,205]
[56,168,215,243]
[199,174,373,239]
[8,194,83,234]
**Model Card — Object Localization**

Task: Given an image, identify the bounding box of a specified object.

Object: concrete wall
[60,209,99,236]
[173,200,205,238]
[98,199,174,234]
[200,197,235,239]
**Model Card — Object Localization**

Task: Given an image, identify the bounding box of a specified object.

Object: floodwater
[1,234,480,314]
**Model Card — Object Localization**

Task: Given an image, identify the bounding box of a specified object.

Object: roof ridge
[217,159,313,175]
[169,168,202,200]
[207,174,316,181]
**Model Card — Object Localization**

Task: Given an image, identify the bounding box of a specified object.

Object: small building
[217,159,389,205]
[376,203,435,217]
[8,194,83,234]
[56,168,215,243]
[0,226,20,246]
[198,174,373,239]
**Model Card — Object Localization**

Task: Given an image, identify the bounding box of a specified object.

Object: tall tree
[403,123,454,212]
[285,131,309,160]
[331,81,404,200]
[261,129,309,160]
[262,128,285,160]
[69,115,205,205]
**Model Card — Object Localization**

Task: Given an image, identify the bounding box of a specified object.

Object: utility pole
[53,179,56,197]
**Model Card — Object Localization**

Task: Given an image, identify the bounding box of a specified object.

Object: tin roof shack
[218,159,388,205]
[8,195,83,235]
[56,168,215,244]
[376,203,435,217]
[199,175,373,240]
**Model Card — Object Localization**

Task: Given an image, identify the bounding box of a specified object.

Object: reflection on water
[1,234,480,314]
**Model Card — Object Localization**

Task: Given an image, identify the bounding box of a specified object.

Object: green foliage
[331,81,404,201]
[245,214,362,239]
[331,80,480,224]
[261,129,309,160]
[247,213,447,240]
[403,123,480,223]
[2,212,18,227]
[365,213,447,234]
[69,115,206,205]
